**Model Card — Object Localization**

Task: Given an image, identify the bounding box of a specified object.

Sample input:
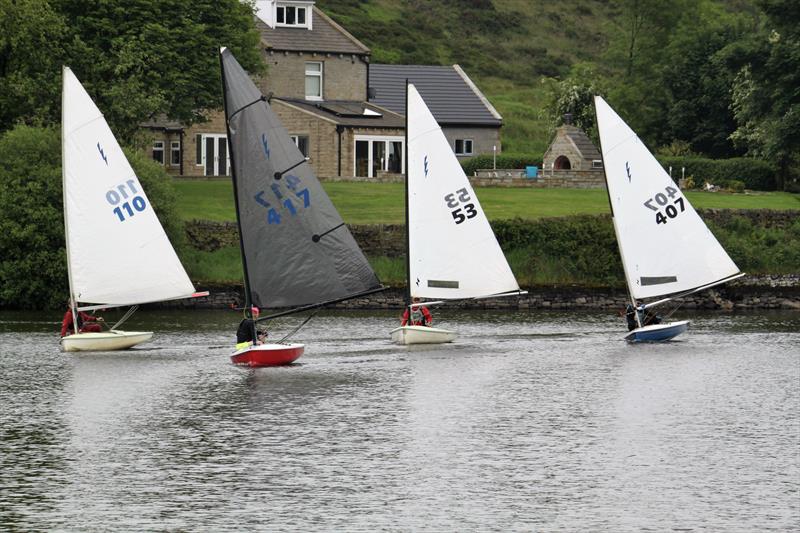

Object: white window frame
[152,140,165,165]
[290,135,309,157]
[592,159,604,169]
[198,133,230,176]
[170,140,180,167]
[305,61,323,101]
[454,138,474,156]
[353,135,405,178]
[276,4,310,28]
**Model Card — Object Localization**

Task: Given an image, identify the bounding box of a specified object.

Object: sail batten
[220,49,381,309]
[595,96,740,301]
[62,67,197,307]
[406,84,519,300]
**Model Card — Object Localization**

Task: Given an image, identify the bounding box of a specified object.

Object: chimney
[563,113,573,125]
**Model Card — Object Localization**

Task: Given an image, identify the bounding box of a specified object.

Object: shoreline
[153,274,800,312]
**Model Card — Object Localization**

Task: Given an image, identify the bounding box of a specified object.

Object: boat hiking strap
[275,309,319,344]
[111,305,139,331]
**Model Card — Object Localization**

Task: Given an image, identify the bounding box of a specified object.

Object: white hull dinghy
[219,49,385,366]
[392,83,523,345]
[595,96,743,343]
[60,66,206,351]
[60,331,154,352]
[390,325,456,345]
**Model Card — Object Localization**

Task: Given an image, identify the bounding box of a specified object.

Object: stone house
[142,0,501,179]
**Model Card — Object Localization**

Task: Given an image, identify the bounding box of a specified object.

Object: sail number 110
[644,186,685,225]
[106,179,147,222]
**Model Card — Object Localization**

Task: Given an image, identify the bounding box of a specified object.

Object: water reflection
[0,309,797,530]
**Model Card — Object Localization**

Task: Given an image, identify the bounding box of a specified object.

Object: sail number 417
[644,186,685,225]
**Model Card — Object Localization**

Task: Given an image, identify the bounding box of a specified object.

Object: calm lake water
[1,308,798,531]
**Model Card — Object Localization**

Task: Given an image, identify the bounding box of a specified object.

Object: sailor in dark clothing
[236,307,266,350]
[625,304,638,331]
[625,303,663,330]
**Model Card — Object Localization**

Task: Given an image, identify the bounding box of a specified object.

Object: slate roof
[369,64,502,126]
[562,125,601,160]
[256,7,369,55]
[276,98,405,128]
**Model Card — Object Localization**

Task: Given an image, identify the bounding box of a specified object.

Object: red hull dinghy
[220,48,385,367]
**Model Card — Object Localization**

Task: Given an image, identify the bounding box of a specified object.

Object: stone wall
[471,168,606,188]
[152,279,800,311]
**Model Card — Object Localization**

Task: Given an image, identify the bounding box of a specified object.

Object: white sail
[407,84,519,300]
[62,67,196,307]
[594,95,740,300]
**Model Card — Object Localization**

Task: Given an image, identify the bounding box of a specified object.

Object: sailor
[236,306,266,350]
[624,304,638,331]
[60,302,104,337]
[401,297,432,327]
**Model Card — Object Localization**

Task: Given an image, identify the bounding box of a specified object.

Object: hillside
[316,0,619,154]
[315,0,761,156]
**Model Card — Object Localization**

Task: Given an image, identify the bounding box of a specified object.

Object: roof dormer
[255,0,314,30]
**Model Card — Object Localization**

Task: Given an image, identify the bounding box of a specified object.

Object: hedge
[460,152,543,176]
[657,156,778,191]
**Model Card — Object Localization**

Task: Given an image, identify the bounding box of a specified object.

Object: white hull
[390,325,456,345]
[60,331,153,352]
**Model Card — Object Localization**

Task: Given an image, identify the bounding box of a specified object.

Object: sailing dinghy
[60,67,206,352]
[594,95,743,342]
[220,48,385,366]
[390,83,523,345]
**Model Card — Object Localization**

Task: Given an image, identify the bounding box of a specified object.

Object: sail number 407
[444,187,477,225]
[644,186,685,225]
[106,179,147,222]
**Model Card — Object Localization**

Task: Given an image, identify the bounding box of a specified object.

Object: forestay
[62,67,196,308]
[220,49,381,308]
[594,95,740,300]
[406,83,519,300]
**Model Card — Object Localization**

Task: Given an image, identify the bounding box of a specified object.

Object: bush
[0,125,184,309]
[657,156,778,191]
[460,152,543,176]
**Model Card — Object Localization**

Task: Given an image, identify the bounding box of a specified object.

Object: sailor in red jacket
[60,304,104,337]
[401,297,432,327]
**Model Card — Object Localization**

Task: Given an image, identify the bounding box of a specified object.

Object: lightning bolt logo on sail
[424,155,429,177]
[97,143,108,165]
[261,133,270,159]
[626,161,631,182]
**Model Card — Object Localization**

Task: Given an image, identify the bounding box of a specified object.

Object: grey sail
[220,48,381,308]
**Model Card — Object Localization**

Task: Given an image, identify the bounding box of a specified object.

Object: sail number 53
[444,188,477,225]
[106,179,147,222]
[644,186,685,225]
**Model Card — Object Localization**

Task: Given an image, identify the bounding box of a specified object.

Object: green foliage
[657,156,778,190]
[728,0,800,187]
[491,216,624,286]
[1,0,264,140]
[0,126,67,309]
[0,126,184,309]
[707,215,800,274]
[178,244,244,284]
[460,153,543,176]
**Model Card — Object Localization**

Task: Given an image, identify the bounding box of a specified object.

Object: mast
[594,96,641,327]
[404,79,411,307]
[61,66,79,334]
[219,48,254,320]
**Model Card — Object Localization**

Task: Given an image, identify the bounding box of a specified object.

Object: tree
[729,0,800,189]
[541,64,606,144]
[1,0,264,141]
[0,125,184,310]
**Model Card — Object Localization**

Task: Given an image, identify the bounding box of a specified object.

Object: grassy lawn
[173,179,799,224]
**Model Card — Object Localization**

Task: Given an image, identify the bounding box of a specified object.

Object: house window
[454,139,473,156]
[276,5,308,27]
[592,159,604,169]
[305,62,322,100]
[354,135,404,178]
[290,135,309,157]
[152,141,164,164]
[170,141,180,166]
